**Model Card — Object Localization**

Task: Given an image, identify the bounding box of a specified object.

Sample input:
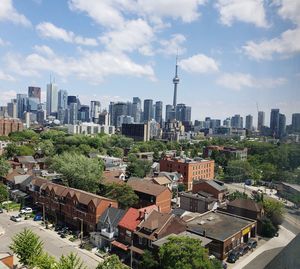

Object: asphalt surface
[0,211,103,268]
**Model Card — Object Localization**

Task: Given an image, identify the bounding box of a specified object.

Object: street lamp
[73,217,84,247]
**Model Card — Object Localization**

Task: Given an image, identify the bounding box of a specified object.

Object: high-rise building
[78,105,90,122]
[257,111,265,131]
[143,99,153,122]
[99,111,110,126]
[172,57,180,109]
[112,102,127,127]
[223,118,231,127]
[46,82,58,115]
[292,113,300,132]
[7,99,17,118]
[69,102,78,125]
[245,115,253,131]
[109,102,115,126]
[270,109,280,137]
[16,94,27,119]
[165,104,174,122]
[132,97,142,123]
[67,96,77,106]
[278,113,286,138]
[231,114,243,128]
[28,86,41,102]
[58,90,68,110]
[176,104,191,122]
[27,97,39,112]
[90,101,101,122]
[155,101,163,124]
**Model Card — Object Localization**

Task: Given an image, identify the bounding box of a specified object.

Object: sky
[0,0,299,125]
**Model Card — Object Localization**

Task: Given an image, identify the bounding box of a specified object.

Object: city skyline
[0,0,299,124]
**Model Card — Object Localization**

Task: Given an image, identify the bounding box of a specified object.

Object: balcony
[101,228,114,239]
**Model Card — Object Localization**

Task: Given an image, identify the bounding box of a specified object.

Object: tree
[140,250,159,269]
[102,183,138,209]
[263,198,284,226]
[228,191,248,201]
[36,140,55,157]
[0,183,9,203]
[4,143,18,158]
[36,252,57,269]
[126,155,151,178]
[9,228,43,268]
[107,147,124,158]
[159,236,222,269]
[96,255,127,269]
[261,217,278,238]
[17,145,35,156]
[0,157,10,177]
[224,160,253,182]
[50,152,103,193]
[56,253,87,269]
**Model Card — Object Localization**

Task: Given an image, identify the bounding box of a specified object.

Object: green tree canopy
[96,254,127,269]
[101,183,138,209]
[228,190,248,201]
[140,250,159,269]
[0,157,10,177]
[159,236,222,269]
[36,252,57,269]
[50,152,103,193]
[9,228,43,267]
[56,253,87,269]
[36,140,55,157]
[263,198,284,226]
[0,183,9,203]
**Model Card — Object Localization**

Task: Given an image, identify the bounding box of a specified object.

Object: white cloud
[4,49,155,83]
[179,54,219,73]
[0,0,31,26]
[100,19,154,53]
[215,0,269,28]
[33,45,55,57]
[159,34,186,56]
[0,90,17,106]
[0,70,15,81]
[275,0,300,25]
[243,27,300,60]
[0,38,10,46]
[217,72,286,90]
[36,22,98,46]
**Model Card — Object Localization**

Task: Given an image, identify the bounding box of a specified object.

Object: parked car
[34,214,43,221]
[237,243,249,256]
[20,207,33,214]
[10,215,22,222]
[226,250,240,263]
[247,239,258,249]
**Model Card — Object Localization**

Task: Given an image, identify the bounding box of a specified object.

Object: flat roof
[282,182,300,192]
[186,211,255,242]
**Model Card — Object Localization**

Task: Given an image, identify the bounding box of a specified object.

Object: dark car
[237,243,249,256]
[247,239,257,249]
[34,214,43,221]
[226,250,240,263]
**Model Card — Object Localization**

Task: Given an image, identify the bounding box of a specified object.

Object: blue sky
[0,0,299,125]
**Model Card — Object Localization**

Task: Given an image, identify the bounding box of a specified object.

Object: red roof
[118,205,158,231]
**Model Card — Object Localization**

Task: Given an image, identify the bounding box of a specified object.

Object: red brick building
[160,157,215,190]
[29,177,118,232]
[0,118,23,136]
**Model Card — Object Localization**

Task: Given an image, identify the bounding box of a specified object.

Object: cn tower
[172,56,180,108]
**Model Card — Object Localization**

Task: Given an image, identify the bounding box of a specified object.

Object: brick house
[0,118,23,136]
[29,177,118,232]
[127,179,172,213]
[192,179,228,202]
[159,157,214,191]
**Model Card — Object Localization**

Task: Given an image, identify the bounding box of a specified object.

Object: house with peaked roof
[29,177,118,232]
[127,179,172,213]
[90,206,126,250]
[192,179,228,202]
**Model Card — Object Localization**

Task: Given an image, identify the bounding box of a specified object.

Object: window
[139,236,143,245]
[148,240,153,248]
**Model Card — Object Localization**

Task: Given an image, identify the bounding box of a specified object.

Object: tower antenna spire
[172,53,180,109]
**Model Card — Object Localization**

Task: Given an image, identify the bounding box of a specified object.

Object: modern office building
[16,94,27,119]
[78,105,90,122]
[231,114,243,129]
[27,97,39,112]
[98,111,110,126]
[69,102,78,125]
[117,115,134,127]
[132,97,142,123]
[176,104,191,122]
[257,111,265,131]
[112,102,127,127]
[90,101,101,122]
[245,114,253,131]
[28,86,41,102]
[7,99,17,118]
[292,113,300,132]
[143,99,153,122]
[279,113,286,138]
[165,104,174,122]
[155,101,163,124]
[270,109,280,137]
[58,90,68,110]
[46,82,58,115]
[121,123,150,141]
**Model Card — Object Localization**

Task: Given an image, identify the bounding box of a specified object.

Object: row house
[29,177,118,233]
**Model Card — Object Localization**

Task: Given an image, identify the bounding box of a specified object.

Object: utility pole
[130,239,133,269]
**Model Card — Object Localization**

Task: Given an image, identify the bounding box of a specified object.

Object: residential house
[5,169,33,191]
[13,156,37,170]
[29,177,118,232]
[90,206,126,250]
[192,179,228,203]
[0,253,14,269]
[127,179,172,213]
[151,176,172,189]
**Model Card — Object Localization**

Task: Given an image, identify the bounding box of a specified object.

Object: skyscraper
[231,114,243,128]
[69,102,78,125]
[132,97,141,123]
[270,109,280,137]
[143,99,153,122]
[172,57,180,108]
[28,86,41,102]
[155,101,163,124]
[16,94,27,119]
[67,96,77,106]
[176,104,191,122]
[278,113,286,138]
[90,101,101,122]
[112,102,127,127]
[165,104,174,122]
[292,113,300,132]
[7,99,17,118]
[58,90,68,110]
[245,114,253,131]
[257,111,265,131]
[46,82,58,115]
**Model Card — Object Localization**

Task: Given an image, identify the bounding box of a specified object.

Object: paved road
[0,211,102,268]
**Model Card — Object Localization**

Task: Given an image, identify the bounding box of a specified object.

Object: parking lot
[0,210,103,268]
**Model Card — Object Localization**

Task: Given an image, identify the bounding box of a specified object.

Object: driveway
[0,211,103,268]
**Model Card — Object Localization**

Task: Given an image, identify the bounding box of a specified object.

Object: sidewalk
[232,226,296,269]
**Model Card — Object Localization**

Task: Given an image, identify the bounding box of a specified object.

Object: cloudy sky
[0,0,299,124]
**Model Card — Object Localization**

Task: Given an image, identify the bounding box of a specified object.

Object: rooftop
[152,176,172,186]
[127,179,170,196]
[163,156,213,164]
[228,199,263,212]
[193,179,227,192]
[186,210,255,241]
[180,191,217,203]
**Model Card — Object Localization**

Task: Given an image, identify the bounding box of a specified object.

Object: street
[0,211,103,269]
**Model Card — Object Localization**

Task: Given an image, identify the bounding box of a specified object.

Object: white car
[20,207,33,214]
[10,215,22,222]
